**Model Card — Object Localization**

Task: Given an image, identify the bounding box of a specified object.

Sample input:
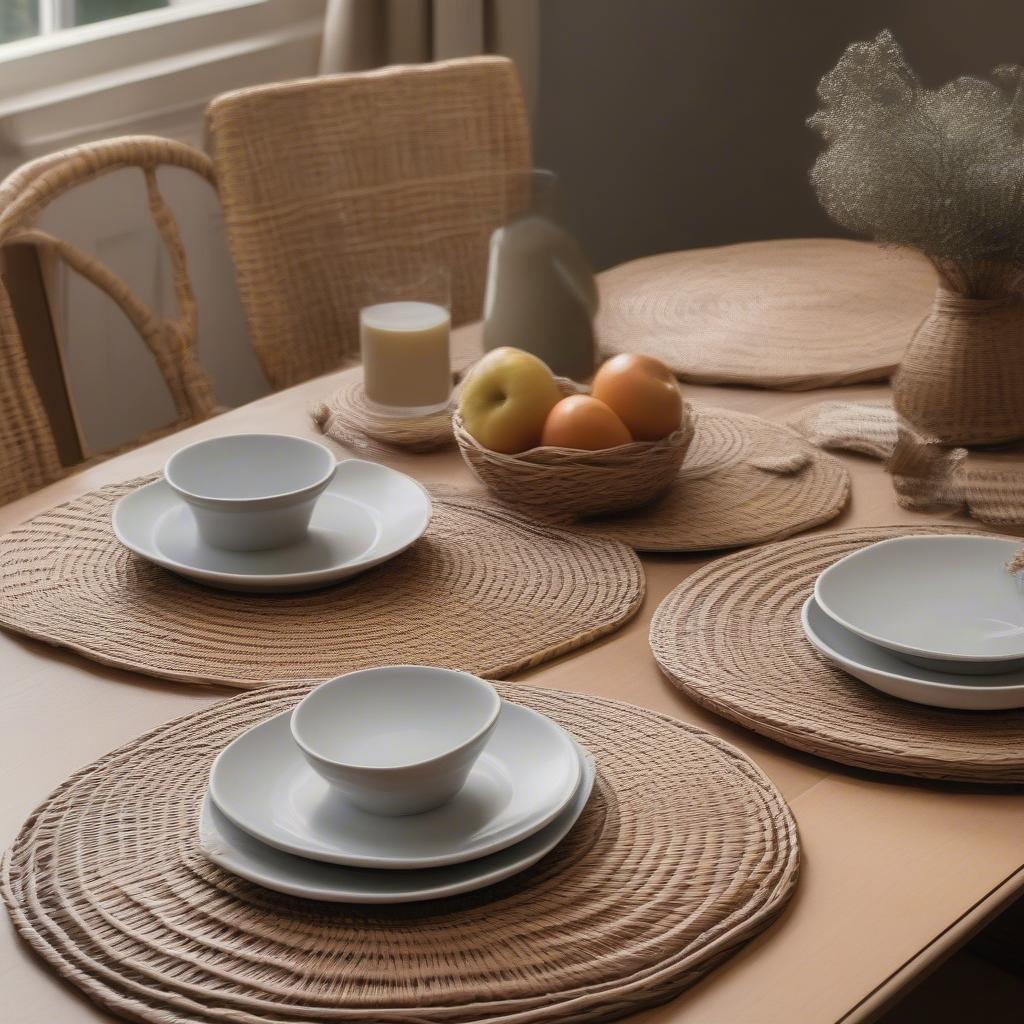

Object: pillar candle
[360,301,451,415]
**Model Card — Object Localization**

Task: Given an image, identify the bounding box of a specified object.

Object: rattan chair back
[207,56,531,389]
[0,136,220,501]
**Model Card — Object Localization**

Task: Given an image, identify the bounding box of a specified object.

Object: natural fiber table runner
[596,239,936,390]
[651,525,1024,783]
[2,681,799,1024]
[0,479,644,688]
[790,400,1024,527]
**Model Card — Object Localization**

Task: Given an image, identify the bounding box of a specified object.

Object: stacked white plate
[201,687,593,903]
[804,535,1024,710]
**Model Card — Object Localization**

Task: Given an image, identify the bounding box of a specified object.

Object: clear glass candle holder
[359,267,452,418]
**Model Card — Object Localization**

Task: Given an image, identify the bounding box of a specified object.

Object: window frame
[0,0,326,164]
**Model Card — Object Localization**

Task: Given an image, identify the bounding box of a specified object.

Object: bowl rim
[813,534,1024,664]
[165,433,336,506]
[290,666,502,773]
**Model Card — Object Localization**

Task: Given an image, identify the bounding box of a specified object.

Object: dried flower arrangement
[809,30,1024,296]
[809,31,1024,445]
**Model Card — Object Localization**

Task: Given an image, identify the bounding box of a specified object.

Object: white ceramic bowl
[290,667,502,816]
[164,434,336,551]
[815,535,1024,674]
[802,597,1024,710]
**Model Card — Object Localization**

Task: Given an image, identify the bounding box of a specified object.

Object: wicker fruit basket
[454,379,694,519]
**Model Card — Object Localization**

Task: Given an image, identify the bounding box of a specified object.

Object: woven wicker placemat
[790,400,1024,527]
[562,406,849,552]
[2,681,799,1024]
[0,480,643,688]
[313,375,456,457]
[597,239,935,390]
[651,524,1024,783]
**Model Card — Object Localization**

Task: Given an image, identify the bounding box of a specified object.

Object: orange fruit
[541,395,633,450]
[592,353,683,441]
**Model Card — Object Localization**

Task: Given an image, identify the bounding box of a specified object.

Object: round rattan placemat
[561,406,849,552]
[313,375,455,457]
[2,681,799,1024]
[597,239,936,390]
[650,524,1024,783]
[0,481,643,688]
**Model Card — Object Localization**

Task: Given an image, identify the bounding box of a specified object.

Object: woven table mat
[597,239,935,390]
[651,524,1024,783]
[0,479,644,688]
[2,681,799,1024]
[789,400,1024,527]
[499,406,848,552]
[313,375,456,457]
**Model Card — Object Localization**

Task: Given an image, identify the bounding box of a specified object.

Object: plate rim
[208,701,583,869]
[199,743,594,903]
[802,595,1024,709]
[112,458,432,587]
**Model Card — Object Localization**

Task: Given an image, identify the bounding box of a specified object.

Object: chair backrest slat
[0,135,219,503]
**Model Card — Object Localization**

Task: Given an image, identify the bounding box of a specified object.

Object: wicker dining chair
[207,55,531,390]
[0,136,220,503]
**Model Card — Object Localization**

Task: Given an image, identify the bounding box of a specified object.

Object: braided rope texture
[2,681,799,1024]
[0,479,643,688]
[313,375,456,458]
[596,239,935,390]
[651,524,1024,782]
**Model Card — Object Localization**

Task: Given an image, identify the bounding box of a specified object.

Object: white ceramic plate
[802,596,1024,710]
[209,701,582,869]
[113,459,431,593]
[815,535,1024,670]
[199,744,594,903]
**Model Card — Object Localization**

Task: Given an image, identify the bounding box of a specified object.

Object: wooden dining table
[3,320,1024,1024]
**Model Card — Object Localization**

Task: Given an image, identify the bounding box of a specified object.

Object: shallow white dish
[209,701,581,869]
[113,459,431,593]
[199,743,594,903]
[291,667,501,815]
[802,596,1024,710]
[815,535,1024,672]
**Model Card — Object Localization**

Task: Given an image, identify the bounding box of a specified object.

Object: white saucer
[199,744,594,903]
[815,535,1024,672]
[209,701,582,869]
[113,459,431,593]
[802,596,1024,711]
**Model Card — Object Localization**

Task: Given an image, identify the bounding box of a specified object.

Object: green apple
[459,347,562,453]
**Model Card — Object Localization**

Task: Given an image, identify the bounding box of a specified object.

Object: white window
[0,1,214,45]
[0,0,326,166]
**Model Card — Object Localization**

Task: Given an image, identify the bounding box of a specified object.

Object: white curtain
[319,0,539,114]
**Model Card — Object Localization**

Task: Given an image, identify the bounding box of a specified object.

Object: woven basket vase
[893,287,1024,445]
[454,379,693,518]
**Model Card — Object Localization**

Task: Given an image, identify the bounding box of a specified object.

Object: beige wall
[535,0,1024,269]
